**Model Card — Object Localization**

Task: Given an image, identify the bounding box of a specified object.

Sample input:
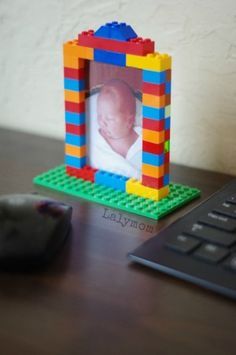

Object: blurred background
[0,0,236,175]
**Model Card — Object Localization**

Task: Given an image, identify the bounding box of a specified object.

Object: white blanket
[86,93,142,179]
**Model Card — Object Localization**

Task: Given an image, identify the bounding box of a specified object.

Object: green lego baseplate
[33,165,201,220]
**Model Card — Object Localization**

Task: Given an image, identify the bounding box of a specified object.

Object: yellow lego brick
[64,90,85,103]
[142,163,164,178]
[142,93,166,108]
[143,128,165,144]
[165,105,171,118]
[63,56,85,69]
[65,144,86,158]
[64,40,94,60]
[126,52,171,71]
[126,178,169,201]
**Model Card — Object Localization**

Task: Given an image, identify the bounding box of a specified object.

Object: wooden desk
[0,128,235,355]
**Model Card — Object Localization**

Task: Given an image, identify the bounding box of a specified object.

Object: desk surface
[0,128,235,355]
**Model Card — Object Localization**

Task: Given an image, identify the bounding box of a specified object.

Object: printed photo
[86,62,142,179]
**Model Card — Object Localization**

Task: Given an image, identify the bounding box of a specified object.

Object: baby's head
[97,79,136,139]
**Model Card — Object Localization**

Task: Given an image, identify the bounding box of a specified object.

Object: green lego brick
[33,165,200,220]
[164,140,170,153]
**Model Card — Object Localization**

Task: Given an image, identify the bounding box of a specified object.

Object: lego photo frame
[34,22,200,219]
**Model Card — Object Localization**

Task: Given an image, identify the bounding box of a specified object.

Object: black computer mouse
[0,194,72,269]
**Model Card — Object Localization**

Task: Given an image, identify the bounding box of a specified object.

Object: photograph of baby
[86,62,142,179]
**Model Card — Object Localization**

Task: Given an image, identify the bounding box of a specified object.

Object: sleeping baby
[88,79,142,179]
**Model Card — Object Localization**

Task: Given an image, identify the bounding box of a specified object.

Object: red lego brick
[66,165,98,182]
[142,175,164,189]
[143,118,165,131]
[65,101,85,113]
[164,162,169,175]
[64,67,85,80]
[66,123,86,135]
[142,82,165,96]
[164,152,170,164]
[165,129,170,140]
[165,94,171,105]
[142,141,164,155]
[166,69,171,82]
[78,30,155,56]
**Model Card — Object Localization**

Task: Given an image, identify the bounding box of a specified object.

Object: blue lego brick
[164,174,170,185]
[94,49,126,66]
[65,155,86,168]
[143,106,165,120]
[143,70,166,85]
[65,112,86,125]
[64,78,85,92]
[164,117,171,130]
[142,152,164,166]
[165,81,171,94]
[65,133,86,146]
[95,170,128,192]
[94,21,137,41]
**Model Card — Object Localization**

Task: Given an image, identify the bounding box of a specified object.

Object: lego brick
[142,82,165,96]
[94,49,126,66]
[94,21,137,41]
[164,152,170,164]
[165,81,171,94]
[164,140,170,153]
[142,152,164,166]
[164,174,170,185]
[143,128,165,144]
[63,56,85,69]
[142,175,164,189]
[143,118,165,131]
[164,117,171,130]
[65,112,85,125]
[142,93,166,108]
[95,170,128,192]
[64,78,85,92]
[142,163,164,178]
[78,30,154,56]
[126,53,171,71]
[126,178,169,201]
[66,123,86,135]
[165,105,171,118]
[65,155,86,169]
[142,141,164,155]
[64,67,85,80]
[64,40,94,60]
[166,69,171,82]
[143,106,165,120]
[165,94,171,106]
[164,162,169,175]
[143,70,166,84]
[165,129,170,141]
[64,90,85,103]
[65,101,85,114]
[34,165,200,220]
[66,165,97,182]
[65,133,86,146]
[65,144,86,158]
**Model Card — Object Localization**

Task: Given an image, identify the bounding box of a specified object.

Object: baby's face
[97,94,134,139]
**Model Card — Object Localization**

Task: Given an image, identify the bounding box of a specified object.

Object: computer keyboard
[128,180,236,300]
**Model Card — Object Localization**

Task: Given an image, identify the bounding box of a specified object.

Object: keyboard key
[193,243,229,264]
[214,202,236,219]
[199,212,236,232]
[165,234,200,254]
[223,254,236,272]
[226,194,236,205]
[184,223,236,247]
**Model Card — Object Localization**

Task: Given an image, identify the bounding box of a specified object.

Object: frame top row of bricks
[77,21,156,56]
